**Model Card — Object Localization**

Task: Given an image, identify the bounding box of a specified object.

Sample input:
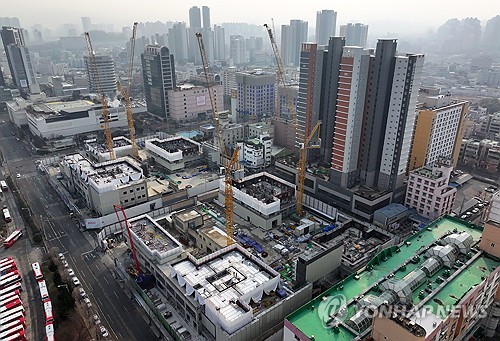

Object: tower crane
[265,23,321,216]
[117,22,139,158]
[196,32,239,246]
[84,32,115,160]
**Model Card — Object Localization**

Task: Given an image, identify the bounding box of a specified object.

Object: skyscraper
[358,39,424,193]
[83,54,117,97]
[1,26,36,91]
[315,10,337,45]
[141,45,176,119]
[281,20,308,67]
[202,6,211,30]
[214,25,225,61]
[339,23,369,47]
[168,22,189,62]
[189,6,202,29]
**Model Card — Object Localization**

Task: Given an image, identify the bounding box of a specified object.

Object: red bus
[0,274,21,289]
[3,329,26,341]
[0,324,23,340]
[0,290,19,303]
[0,261,17,275]
[0,283,22,296]
[0,306,24,320]
[45,322,55,341]
[43,299,53,323]
[2,209,11,223]
[0,258,13,266]
[0,299,22,313]
[38,280,49,300]
[0,311,24,326]
[2,230,22,248]
[31,262,43,281]
[0,317,24,333]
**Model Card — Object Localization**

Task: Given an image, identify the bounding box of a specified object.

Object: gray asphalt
[0,116,157,341]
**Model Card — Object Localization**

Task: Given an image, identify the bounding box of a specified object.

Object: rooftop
[286,216,494,341]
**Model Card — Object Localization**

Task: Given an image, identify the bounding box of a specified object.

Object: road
[0,117,157,340]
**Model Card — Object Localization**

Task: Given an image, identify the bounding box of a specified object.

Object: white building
[60,154,148,216]
[84,136,133,162]
[145,136,201,172]
[167,83,223,123]
[22,100,127,139]
[405,161,457,220]
[219,172,296,230]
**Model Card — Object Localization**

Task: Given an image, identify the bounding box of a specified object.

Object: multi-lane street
[0,116,157,340]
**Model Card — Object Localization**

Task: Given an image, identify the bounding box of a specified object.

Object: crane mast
[196,32,237,246]
[84,32,115,160]
[117,22,139,158]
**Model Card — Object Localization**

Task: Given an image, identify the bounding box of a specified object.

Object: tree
[479,98,500,114]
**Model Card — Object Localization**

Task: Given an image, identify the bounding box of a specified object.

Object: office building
[83,54,117,97]
[168,22,189,63]
[188,6,201,29]
[285,215,500,340]
[315,10,337,45]
[409,87,468,171]
[166,83,223,122]
[236,70,275,120]
[281,20,308,66]
[229,35,246,65]
[202,6,210,29]
[141,45,176,119]
[60,154,148,216]
[1,26,37,91]
[213,25,225,60]
[405,160,457,220]
[339,23,369,47]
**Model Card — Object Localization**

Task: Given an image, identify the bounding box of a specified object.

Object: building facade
[141,45,176,119]
[83,54,117,97]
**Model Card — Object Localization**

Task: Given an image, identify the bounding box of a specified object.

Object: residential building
[213,25,225,61]
[141,45,176,119]
[236,70,275,120]
[408,87,468,171]
[60,154,148,216]
[83,54,117,97]
[339,23,369,47]
[315,10,337,45]
[284,216,500,341]
[168,23,189,63]
[1,26,36,91]
[281,20,308,67]
[202,6,210,29]
[405,160,456,220]
[9,99,128,139]
[229,35,246,65]
[144,136,201,172]
[218,172,296,229]
[167,83,222,122]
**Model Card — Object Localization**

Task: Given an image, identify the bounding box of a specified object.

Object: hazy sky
[2,0,498,36]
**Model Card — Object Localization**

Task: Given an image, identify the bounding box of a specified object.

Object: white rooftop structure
[169,245,280,335]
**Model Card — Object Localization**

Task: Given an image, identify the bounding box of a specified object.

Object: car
[62,260,69,268]
[84,297,92,308]
[72,277,81,286]
[93,314,101,325]
[58,253,65,260]
[67,268,75,276]
[100,326,109,338]
[78,287,87,298]
[16,173,21,179]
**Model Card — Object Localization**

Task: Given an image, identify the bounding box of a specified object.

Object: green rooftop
[286,216,487,341]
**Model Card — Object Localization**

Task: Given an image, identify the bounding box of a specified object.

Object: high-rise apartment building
[339,23,369,47]
[141,45,176,119]
[230,35,246,65]
[188,6,202,29]
[83,54,117,97]
[315,10,337,45]
[1,26,36,91]
[409,87,468,171]
[202,6,211,29]
[281,20,308,67]
[358,39,424,193]
[236,70,275,121]
[168,22,189,62]
[214,25,225,61]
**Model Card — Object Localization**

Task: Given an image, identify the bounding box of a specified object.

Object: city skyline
[1,0,498,37]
